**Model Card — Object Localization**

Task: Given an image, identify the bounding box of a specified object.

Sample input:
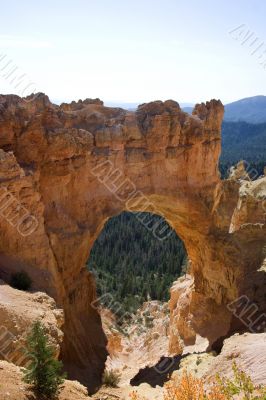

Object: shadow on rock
[130,355,183,387]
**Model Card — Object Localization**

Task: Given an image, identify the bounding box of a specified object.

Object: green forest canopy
[87,212,187,318]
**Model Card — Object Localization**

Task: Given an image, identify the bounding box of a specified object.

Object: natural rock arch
[0,94,265,392]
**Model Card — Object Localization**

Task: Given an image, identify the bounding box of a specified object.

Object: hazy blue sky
[1,0,266,105]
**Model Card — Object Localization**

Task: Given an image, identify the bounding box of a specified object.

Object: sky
[0,0,266,105]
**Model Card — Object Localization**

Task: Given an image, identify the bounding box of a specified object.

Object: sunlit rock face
[0,93,265,392]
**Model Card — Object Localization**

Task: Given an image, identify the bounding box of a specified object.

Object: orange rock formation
[0,93,265,392]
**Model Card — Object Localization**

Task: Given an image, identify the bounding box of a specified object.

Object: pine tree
[23,320,66,399]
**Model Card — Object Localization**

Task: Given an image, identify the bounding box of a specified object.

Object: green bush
[144,315,154,328]
[10,270,32,291]
[216,361,266,399]
[23,320,66,398]
[102,369,121,388]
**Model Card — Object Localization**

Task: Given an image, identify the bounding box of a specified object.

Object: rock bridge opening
[87,210,188,328]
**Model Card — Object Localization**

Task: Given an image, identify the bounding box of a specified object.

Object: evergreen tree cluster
[87,212,187,318]
[220,121,266,178]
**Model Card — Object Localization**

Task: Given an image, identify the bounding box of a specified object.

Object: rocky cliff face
[0,93,265,392]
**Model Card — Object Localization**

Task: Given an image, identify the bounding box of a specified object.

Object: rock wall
[0,93,265,392]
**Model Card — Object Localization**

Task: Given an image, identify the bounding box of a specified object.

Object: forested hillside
[87,212,187,318]
[220,121,266,177]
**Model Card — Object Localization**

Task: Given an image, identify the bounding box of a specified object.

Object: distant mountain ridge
[182,106,194,114]
[181,96,266,124]
[224,95,266,124]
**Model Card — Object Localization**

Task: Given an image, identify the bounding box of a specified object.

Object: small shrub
[164,372,209,400]
[10,270,32,291]
[144,315,154,328]
[102,369,121,388]
[23,320,66,398]
[216,361,266,399]
[130,391,148,400]
[143,311,150,317]
[196,356,202,366]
